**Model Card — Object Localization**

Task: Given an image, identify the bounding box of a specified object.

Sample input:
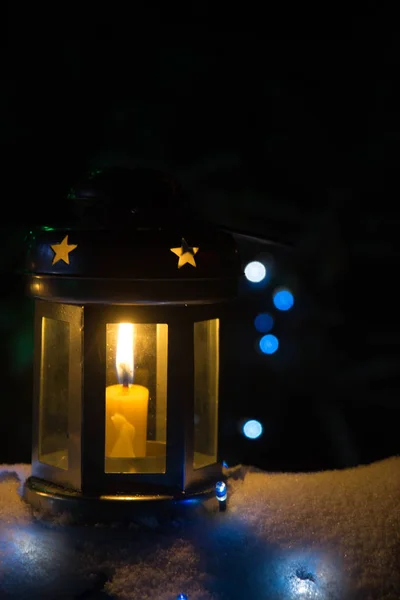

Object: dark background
[1,14,400,472]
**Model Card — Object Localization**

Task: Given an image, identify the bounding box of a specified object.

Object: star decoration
[170,238,199,268]
[50,235,78,265]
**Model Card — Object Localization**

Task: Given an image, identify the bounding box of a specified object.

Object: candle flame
[116,323,134,385]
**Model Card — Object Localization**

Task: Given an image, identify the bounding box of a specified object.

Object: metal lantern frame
[23,217,239,521]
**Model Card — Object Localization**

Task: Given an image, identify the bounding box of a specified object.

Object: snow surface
[0,458,399,599]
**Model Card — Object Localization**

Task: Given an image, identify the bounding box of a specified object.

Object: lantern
[23,169,240,521]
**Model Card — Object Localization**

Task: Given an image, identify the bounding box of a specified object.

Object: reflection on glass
[105,323,167,474]
[39,318,69,469]
[193,319,219,469]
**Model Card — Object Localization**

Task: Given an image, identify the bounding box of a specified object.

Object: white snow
[0,457,399,599]
[0,464,31,524]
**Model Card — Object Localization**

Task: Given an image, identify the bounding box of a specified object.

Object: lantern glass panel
[39,317,70,470]
[193,318,219,469]
[105,322,167,474]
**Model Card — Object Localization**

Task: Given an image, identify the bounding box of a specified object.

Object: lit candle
[106,323,149,458]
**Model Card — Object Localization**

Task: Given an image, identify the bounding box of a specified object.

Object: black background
[2,12,400,472]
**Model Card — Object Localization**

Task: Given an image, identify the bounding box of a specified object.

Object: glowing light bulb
[244,261,266,283]
[243,419,263,439]
[176,595,188,600]
[215,481,227,502]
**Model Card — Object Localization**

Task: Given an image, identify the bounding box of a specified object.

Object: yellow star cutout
[50,235,78,265]
[170,238,199,268]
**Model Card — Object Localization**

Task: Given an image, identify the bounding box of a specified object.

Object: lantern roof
[25,168,241,304]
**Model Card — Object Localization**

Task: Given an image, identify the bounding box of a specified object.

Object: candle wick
[120,365,130,388]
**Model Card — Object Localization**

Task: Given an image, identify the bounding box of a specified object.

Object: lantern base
[23,476,219,524]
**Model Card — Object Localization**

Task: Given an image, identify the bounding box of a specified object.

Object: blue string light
[176,594,188,600]
[215,481,227,502]
[259,334,279,354]
[273,288,294,311]
[243,419,263,439]
[254,313,274,333]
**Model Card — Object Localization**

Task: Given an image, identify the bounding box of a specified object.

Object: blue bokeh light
[243,419,263,439]
[273,288,294,311]
[176,594,188,600]
[244,261,266,283]
[254,313,274,333]
[259,334,279,354]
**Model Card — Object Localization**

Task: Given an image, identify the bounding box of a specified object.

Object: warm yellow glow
[116,323,134,383]
[106,322,150,459]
